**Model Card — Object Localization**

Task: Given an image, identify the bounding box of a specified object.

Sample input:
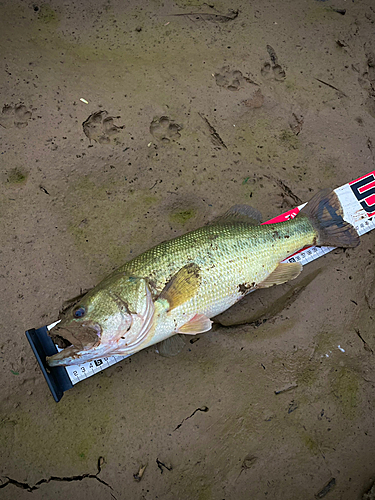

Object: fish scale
[120,216,317,333]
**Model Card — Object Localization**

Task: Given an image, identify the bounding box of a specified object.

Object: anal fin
[257,262,303,289]
[177,313,213,335]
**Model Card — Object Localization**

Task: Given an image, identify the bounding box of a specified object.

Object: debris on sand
[171,9,238,24]
[156,458,172,474]
[133,464,147,482]
[274,383,298,395]
[315,477,336,498]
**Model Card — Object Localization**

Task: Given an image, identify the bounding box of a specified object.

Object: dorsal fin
[210,204,262,226]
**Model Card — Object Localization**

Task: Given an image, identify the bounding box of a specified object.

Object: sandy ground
[1,0,375,498]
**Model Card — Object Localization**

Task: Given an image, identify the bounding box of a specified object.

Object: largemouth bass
[47,189,359,366]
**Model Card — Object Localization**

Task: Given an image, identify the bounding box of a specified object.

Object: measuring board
[26,171,375,401]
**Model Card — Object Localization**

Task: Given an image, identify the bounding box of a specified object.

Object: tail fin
[301,188,360,248]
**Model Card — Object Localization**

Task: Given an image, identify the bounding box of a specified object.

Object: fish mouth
[47,323,102,367]
[47,282,156,366]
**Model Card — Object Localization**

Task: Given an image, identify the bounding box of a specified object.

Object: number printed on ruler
[64,355,130,384]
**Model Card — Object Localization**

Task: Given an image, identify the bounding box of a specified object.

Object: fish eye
[73,306,86,318]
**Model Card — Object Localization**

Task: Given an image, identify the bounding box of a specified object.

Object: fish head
[47,274,155,367]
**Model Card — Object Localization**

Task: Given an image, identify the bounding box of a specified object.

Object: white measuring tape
[29,171,375,398]
[46,323,131,384]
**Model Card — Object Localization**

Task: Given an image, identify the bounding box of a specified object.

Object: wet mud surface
[0,0,375,499]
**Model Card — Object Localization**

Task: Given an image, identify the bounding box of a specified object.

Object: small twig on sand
[314,78,348,97]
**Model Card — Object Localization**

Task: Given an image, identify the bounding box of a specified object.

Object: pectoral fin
[176,313,213,335]
[257,262,303,289]
[156,334,187,357]
[158,263,201,311]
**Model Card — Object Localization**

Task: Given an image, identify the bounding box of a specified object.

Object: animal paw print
[215,66,248,91]
[82,110,124,144]
[261,62,286,81]
[150,116,182,143]
[0,104,33,129]
[261,45,286,82]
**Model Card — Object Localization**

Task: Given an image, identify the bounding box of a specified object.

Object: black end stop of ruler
[25,326,73,402]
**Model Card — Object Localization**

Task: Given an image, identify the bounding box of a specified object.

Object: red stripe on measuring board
[262,206,302,224]
[46,171,375,387]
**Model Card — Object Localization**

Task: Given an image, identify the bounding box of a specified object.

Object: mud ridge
[198,113,227,149]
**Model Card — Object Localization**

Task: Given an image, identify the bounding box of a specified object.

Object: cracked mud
[174,406,209,431]
[0,458,116,498]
